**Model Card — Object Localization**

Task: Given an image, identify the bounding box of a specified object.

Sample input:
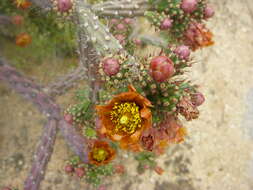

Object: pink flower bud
[160,18,172,30]
[204,5,215,19]
[12,15,24,25]
[114,164,125,174]
[191,92,205,106]
[181,0,198,13]
[102,58,120,76]
[110,18,118,25]
[124,18,133,24]
[75,167,85,178]
[64,113,73,124]
[65,164,74,173]
[150,56,175,82]
[133,38,142,46]
[57,0,73,12]
[98,185,107,190]
[116,23,126,31]
[174,45,191,60]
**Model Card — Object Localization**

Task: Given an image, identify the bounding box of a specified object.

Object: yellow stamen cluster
[92,148,108,162]
[110,102,142,134]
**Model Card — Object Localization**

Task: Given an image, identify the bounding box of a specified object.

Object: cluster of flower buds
[64,157,86,178]
[138,47,195,113]
[65,154,117,186]
[109,18,133,45]
[146,0,215,44]
[108,18,142,49]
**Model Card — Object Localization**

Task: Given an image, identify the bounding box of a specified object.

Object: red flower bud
[65,164,74,173]
[181,0,198,13]
[75,167,85,178]
[102,58,120,76]
[191,92,205,106]
[204,4,215,19]
[150,56,174,82]
[57,0,73,12]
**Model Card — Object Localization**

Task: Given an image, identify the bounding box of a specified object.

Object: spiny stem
[24,119,57,190]
[59,119,89,162]
[92,0,150,17]
[43,66,86,97]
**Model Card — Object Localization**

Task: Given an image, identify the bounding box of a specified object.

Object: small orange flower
[184,22,214,51]
[15,33,32,47]
[14,0,32,9]
[88,141,116,166]
[96,85,152,151]
[154,166,164,175]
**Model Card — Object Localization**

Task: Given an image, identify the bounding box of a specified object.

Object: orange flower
[14,0,32,9]
[184,22,214,51]
[96,85,152,151]
[15,33,32,47]
[156,114,187,143]
[88,141,116,166]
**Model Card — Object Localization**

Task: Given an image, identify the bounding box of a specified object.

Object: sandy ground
[1,0,253,189]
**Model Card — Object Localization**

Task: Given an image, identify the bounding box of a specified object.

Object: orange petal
[140,107,151,119]
[111,133,123,141]
[128,84,137,92]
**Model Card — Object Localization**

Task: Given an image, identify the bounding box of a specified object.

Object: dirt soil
[1,0,253,189]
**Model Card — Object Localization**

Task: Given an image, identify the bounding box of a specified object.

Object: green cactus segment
[75,0,123,55]
[85,164,114,187]
[75,0,140,78]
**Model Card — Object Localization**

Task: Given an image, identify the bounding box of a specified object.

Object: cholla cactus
[0,0,215,189]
